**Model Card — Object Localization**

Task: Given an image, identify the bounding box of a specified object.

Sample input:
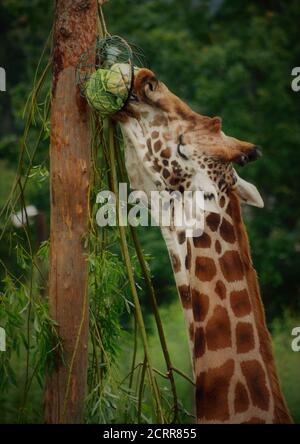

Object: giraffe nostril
[234,146,263,166]
[248,146,263,162]
[234,154,248,166]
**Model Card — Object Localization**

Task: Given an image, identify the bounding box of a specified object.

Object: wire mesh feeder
[76,35,145,117]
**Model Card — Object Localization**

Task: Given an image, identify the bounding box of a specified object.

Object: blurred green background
[0,0,300,423]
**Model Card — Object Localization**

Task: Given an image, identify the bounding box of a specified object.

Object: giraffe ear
[235,175,264,208]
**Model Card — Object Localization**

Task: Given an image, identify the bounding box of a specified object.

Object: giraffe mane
[228,190,293,423]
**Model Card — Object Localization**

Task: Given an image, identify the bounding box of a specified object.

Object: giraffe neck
[163,191,292,424]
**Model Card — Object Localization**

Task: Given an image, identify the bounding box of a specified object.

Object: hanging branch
[107,121,164,423]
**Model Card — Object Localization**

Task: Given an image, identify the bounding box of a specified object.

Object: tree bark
[44,0,97,424]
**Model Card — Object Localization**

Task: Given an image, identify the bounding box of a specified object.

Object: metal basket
[76,35,146,116]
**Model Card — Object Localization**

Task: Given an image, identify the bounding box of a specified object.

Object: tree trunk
[44,0,97,424]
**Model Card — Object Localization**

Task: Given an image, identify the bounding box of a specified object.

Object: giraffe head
[116,68,263,211]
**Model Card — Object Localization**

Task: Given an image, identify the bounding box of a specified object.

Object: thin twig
[171,366,195,386]
[137,355,147,424]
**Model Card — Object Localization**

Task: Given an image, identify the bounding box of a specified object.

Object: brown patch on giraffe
[191,289,209,322]
[243,417,266,424]
[206,305,232,350]
[206,213,221,232]
[220,196,226,208]
[178,285,191,309]
[151,114,168,127]
[194,327,206,358]
[220,218,236,244]
[234,382,250,414]
[230,289,251,317]
[241,360,270,411]
[195,256,217,282]
[162,159,169,166]
[146,138,153,154]
[177,231,186,244]
[169,176,181,186]
[170,251,181,273]
[151,130,159,139]
[219,250,244,282]
[163,168,170,179]
[196,359,235,421]
[185,239,192,270]
[193,232,211,248]
[161,147,171,158]
[215,280,226,300]
[236,322,255,353]
[152,159,162,172]
[215,240,222,254]
[173,163,182,172]
[154,140,162,152]
[188,322,194,341]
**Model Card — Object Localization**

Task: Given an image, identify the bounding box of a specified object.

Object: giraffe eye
[130,92,138,102]
[145,78,158,95]
[177,135,188,160]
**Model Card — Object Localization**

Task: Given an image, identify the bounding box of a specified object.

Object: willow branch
[107,121,164,423]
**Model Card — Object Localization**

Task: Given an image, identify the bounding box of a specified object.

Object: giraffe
[114,68,293,424]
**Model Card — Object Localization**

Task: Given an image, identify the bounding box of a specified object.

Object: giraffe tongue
[235,175,264,208]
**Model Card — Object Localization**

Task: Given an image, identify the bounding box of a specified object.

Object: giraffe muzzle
[235,146,262,166]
